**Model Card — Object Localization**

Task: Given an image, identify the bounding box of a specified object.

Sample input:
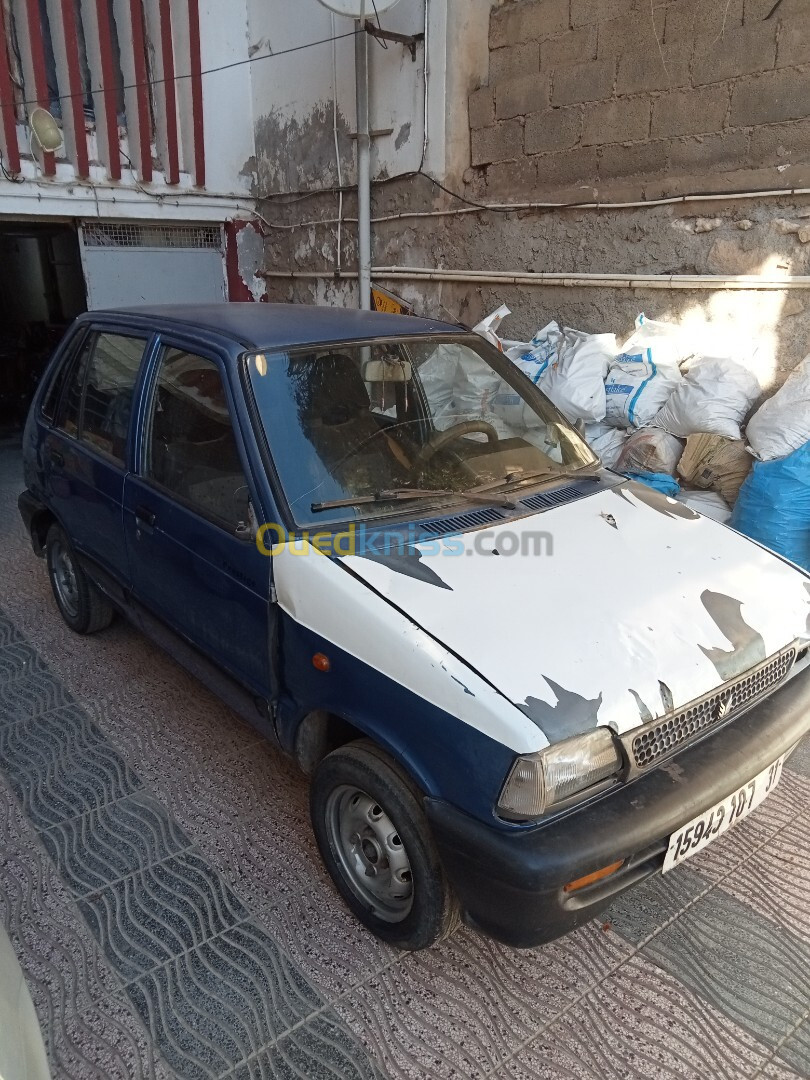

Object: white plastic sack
[472,305,511,350]
[622,313,694,370]
[616,429,684,475]
[604,353,683,428]
[505,322,561,382]
[651,356,761,440]
[604,314,687,428]
[540,328,614,424]
[583,422,628,470]
[675,489,732,523]
[746,354,810,461]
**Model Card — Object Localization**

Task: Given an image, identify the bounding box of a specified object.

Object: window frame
[40,325,91,424]
[137,337,256,535]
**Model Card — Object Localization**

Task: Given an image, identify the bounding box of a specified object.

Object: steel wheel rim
[51,540,79,619]
[325,784,414,923]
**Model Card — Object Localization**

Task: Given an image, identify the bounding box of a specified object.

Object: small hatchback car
[19,304,810,950]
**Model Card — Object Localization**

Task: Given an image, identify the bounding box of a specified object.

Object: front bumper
[426,668,810,948]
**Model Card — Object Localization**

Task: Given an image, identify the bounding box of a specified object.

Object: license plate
[662,755,785,874]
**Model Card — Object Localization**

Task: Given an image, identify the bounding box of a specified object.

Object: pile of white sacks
[473,305,810,527]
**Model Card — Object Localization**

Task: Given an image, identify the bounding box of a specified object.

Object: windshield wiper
[312,488,457,512]
[312,484,518,513]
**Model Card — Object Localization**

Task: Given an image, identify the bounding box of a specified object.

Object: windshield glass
[246,335,597,527]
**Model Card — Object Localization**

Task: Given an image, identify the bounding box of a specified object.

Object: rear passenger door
[43,328,151,591]
[122,340,272,700]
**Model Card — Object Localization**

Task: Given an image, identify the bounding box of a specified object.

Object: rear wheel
[46,524,114,635]
[311,739,460,950]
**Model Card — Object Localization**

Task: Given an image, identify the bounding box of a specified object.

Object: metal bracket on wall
[363,19,424,60]
[348,128,394,140]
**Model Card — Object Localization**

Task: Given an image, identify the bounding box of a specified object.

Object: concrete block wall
[468,0,810,199]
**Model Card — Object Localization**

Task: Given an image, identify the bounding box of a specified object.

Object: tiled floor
[0,442,808,1080]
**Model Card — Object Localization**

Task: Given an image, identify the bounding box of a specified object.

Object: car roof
[85,302,464,351]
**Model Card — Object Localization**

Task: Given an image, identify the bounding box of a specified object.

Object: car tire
[45,524,114,635]
[310,738,461,951]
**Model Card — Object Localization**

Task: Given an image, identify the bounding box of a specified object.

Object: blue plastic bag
[730,441,810,572]
[622,471,680,497]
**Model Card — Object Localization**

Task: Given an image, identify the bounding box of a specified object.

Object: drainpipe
[355,16,371,310]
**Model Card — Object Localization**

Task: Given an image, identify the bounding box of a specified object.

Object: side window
[41,330,86,423]
[81,334,148,462]
[55,330,147,464]
[145,347,250,530]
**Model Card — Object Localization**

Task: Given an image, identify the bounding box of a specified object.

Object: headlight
[497,728,622,820]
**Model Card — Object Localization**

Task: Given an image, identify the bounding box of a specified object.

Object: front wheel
[310,739,460,950]
[46,524,114,635]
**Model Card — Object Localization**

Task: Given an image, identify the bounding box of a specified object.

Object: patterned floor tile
[79,851,249,984]
[334,924,634,1080]
[46,994,175,1080]
[635,869,810,1051]
[227,1009,387,1080]
[39,789,194,897]
[126,920,322,1079]
[502,952,773,1080]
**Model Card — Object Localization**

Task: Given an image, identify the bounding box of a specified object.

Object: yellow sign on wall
[371,286,412,315]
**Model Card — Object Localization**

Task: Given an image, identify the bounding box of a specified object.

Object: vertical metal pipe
[355,16,371,310]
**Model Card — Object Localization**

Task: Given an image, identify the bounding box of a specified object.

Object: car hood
[340,481,810,745]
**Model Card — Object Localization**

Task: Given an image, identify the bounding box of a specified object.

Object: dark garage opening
[0,222,86,437]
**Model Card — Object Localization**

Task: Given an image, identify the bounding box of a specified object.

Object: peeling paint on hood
[341,484,810,741]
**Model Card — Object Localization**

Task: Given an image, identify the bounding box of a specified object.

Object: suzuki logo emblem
[716,691,735,721]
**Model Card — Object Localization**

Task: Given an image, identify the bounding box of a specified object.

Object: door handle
[49,449,64,468]
[135,505,156,528]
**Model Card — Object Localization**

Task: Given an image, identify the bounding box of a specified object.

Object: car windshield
[245,335,597,527]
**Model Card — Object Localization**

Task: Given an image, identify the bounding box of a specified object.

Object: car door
[122,338,273,702]
[42,327,152,593]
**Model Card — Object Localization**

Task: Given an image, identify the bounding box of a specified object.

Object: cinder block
[664,0,744,44]
[552,58,616,104]
[469,86,495,130]
[777,16,810,68]
[582,97,651,146]
[571,0,636,28]
[651,86,730,138]
[597,9,666,58]
[668,130,750,173]
[490,0,570,49]
[496,74,550,119]
[540,27,597,70]
[598,140,669,179]
[485,156,538,196]
[750,118,810,165]
[525,107,582,153]
[534,146,599,186]
[730,68,810,126]
[490,42,541,83]
[693,22,777,84]
[616,51,691,94]
[471,119,525,166]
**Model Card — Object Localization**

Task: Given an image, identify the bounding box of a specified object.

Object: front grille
[630,647,797,770]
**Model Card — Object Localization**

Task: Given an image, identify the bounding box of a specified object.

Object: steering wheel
[414,419,500,470]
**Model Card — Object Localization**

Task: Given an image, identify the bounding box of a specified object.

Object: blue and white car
[18,303,810,950]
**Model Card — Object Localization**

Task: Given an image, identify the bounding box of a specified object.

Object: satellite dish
[315,0,401,16]
[29,107,63,153]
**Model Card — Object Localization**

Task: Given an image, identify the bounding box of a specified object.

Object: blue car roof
[88,303,463,351]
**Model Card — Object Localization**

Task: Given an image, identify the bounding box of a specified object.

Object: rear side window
[41,330,87,423]
[56,331,148,463]
[144,347,250,530]
[81,334,147,461]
